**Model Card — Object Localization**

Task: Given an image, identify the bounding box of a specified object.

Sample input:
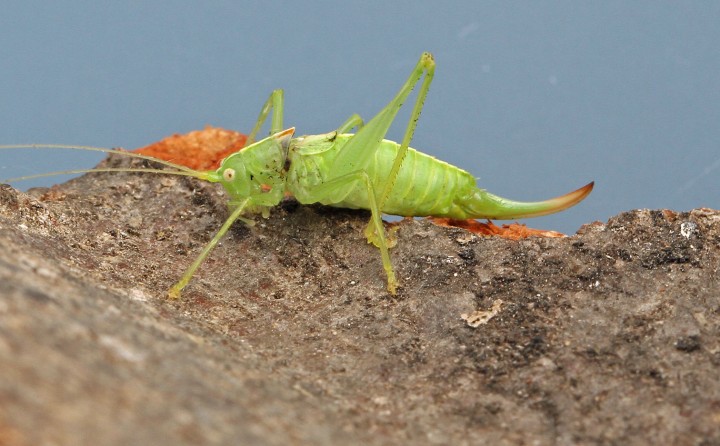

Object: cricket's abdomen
[288,137,479,218]
[287,135,592,220]
[357,141,478,217]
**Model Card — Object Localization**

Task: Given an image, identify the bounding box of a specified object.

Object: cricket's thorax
[286,133,481,218]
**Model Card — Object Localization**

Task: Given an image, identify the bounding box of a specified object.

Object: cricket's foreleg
[246,89,285,146]
[168,199,251,299]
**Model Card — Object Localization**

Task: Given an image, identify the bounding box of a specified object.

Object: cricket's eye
[222,168,236,181]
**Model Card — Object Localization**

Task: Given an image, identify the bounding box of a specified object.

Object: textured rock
[1,158,718,445]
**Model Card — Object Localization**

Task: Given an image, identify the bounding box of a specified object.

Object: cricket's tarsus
[1,52,593,297]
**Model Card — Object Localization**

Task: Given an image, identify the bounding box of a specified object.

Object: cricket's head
[205,128,294,207]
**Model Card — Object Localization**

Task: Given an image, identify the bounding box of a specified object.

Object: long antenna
[0,144,212,183]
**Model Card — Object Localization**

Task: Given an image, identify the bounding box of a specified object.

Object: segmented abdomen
[335,139,479,217]
[288,134,591,220]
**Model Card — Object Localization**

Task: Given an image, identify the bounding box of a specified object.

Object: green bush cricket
[1,52,593,297]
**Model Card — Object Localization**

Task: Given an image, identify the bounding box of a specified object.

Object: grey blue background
[2,2,718,234]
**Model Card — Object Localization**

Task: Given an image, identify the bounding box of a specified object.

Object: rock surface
[1,157,718,445]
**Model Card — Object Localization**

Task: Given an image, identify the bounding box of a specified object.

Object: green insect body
[1,52,593,298]
[287,133,590,220]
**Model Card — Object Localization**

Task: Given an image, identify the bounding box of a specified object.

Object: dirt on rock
[0,156,718,445]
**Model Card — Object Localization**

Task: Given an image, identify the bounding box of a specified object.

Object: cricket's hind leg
[296,171,399,295]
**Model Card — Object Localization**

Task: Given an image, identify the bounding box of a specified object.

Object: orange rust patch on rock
[134,126,248,171]
[428,217,566,240]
